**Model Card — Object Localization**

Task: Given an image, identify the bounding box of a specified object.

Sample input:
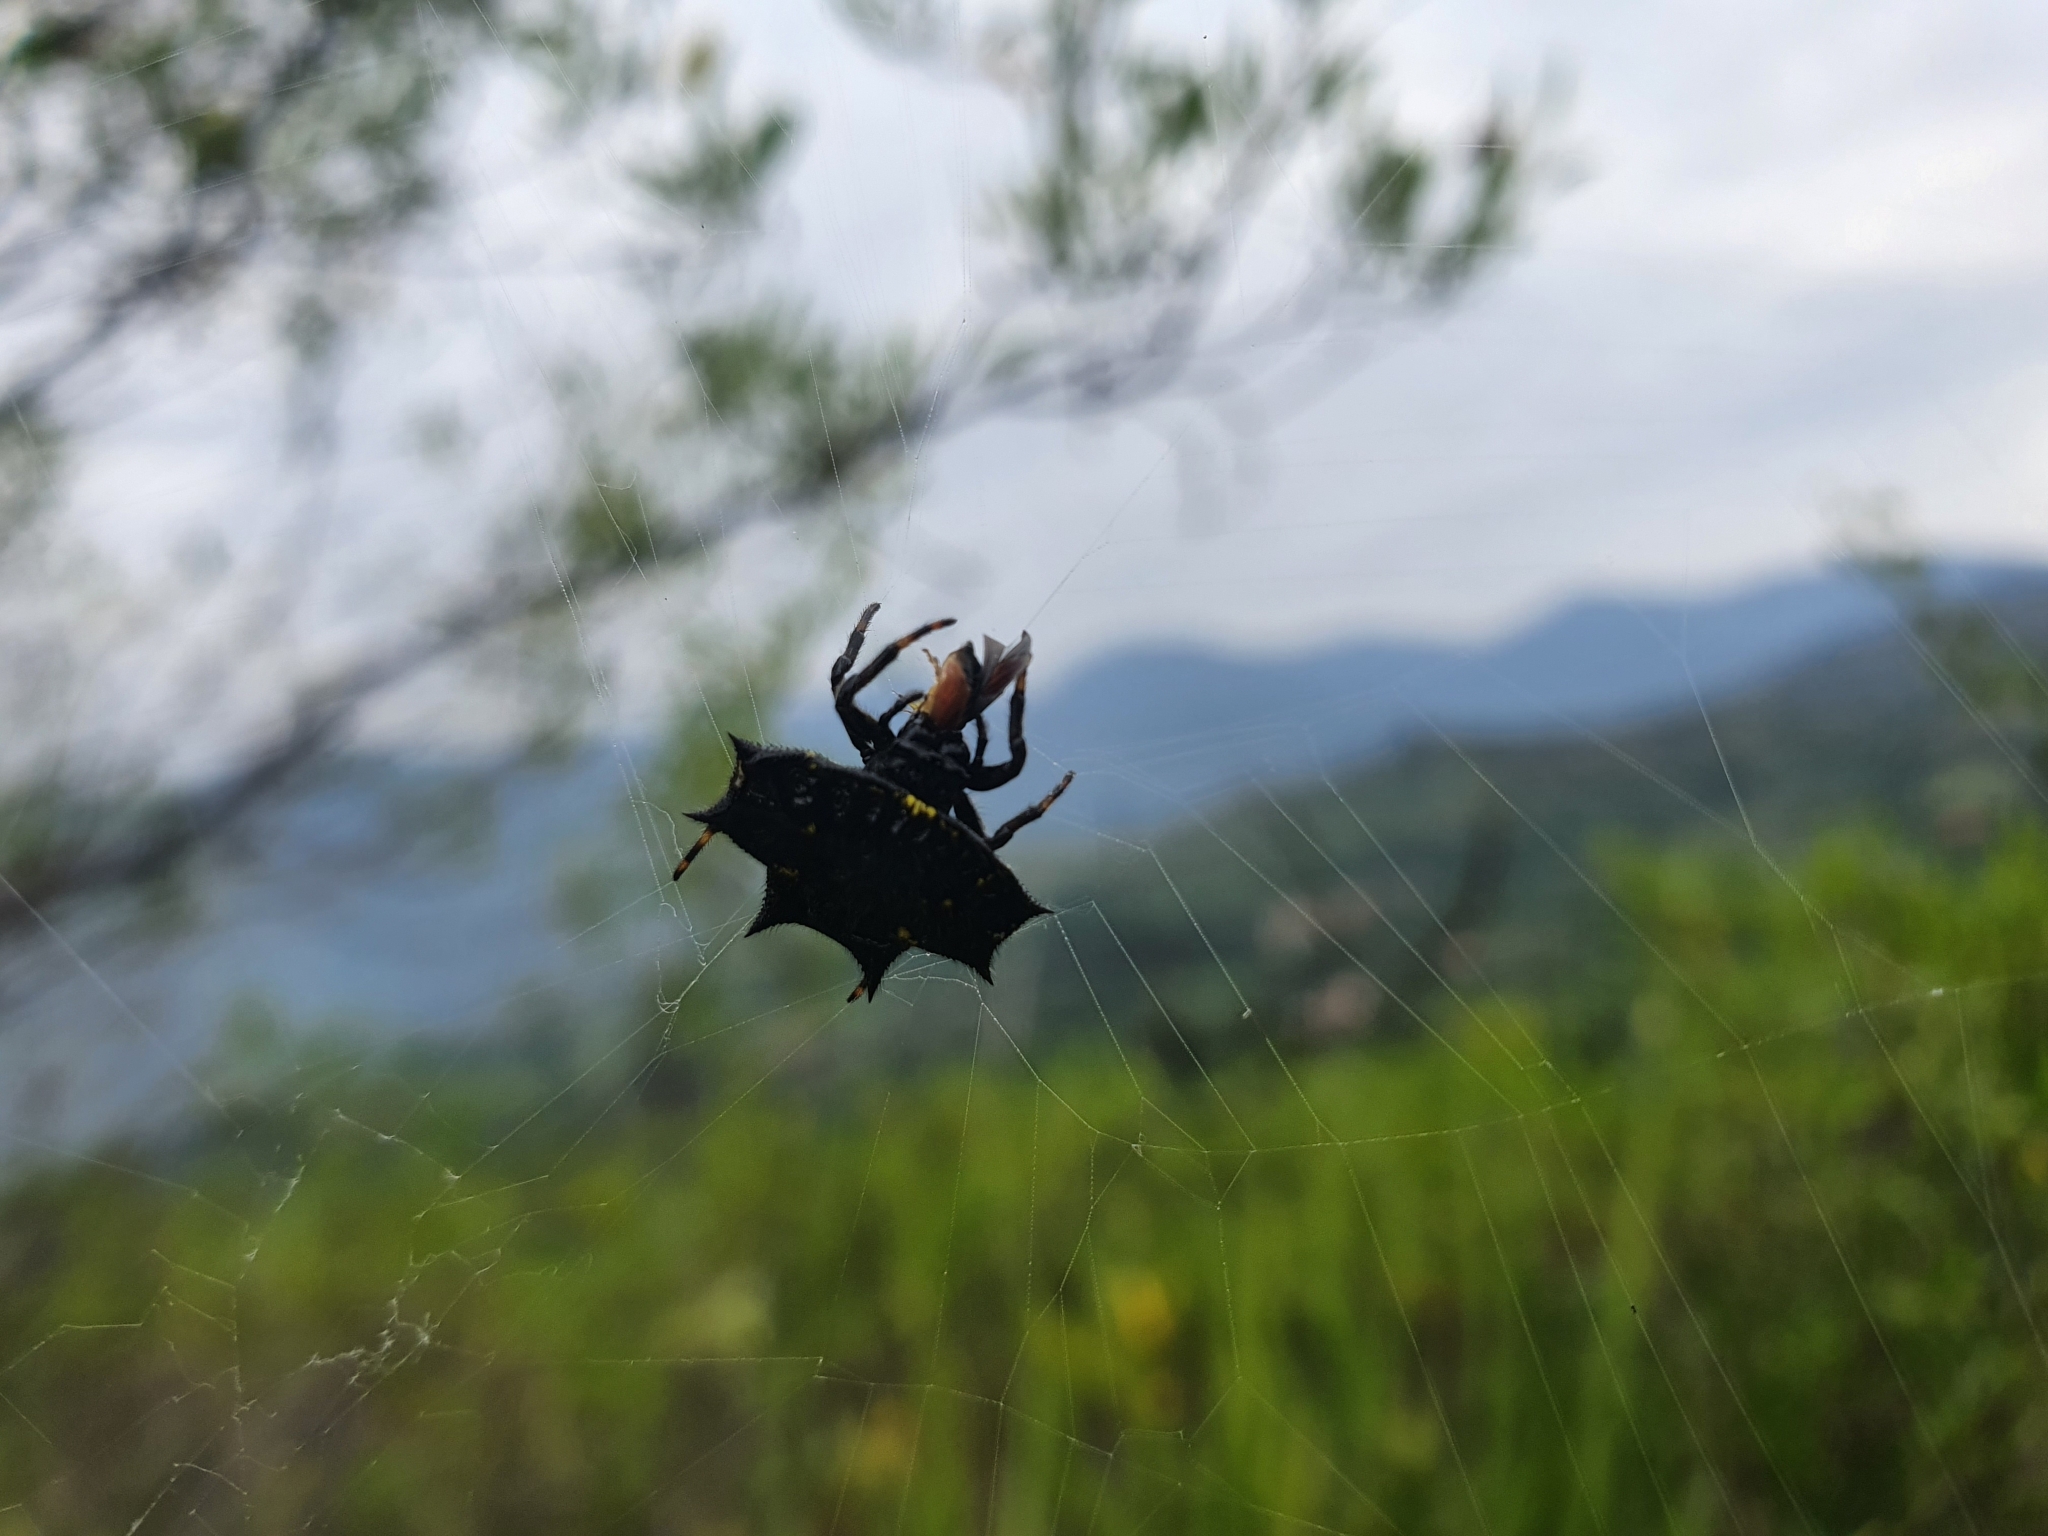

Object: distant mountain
[783,561,2043,831]
[5,561,2042,1149]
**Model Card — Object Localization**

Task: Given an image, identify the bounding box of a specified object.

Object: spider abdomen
[687,738,1049,998]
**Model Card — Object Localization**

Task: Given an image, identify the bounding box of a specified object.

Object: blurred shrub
[1,820,2045,1532]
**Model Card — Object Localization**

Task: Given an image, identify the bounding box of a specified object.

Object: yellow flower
[1106,1269,1176,1355]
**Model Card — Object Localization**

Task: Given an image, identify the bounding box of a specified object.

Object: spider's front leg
[834,611,956,759]
[966,668,1031,791]
[831,603,892,757]
[830,602,881,692]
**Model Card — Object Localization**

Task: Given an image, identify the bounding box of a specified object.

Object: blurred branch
[3,1,445,420]
[0,0,1547,933]
[842,0,1548,431]
[0,466,814,927]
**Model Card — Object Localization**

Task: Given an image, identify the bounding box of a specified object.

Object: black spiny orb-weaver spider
[672,603,1075,1001]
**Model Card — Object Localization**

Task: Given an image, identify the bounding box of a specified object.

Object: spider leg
[832,604,891,757]
[876,687,925,736]
[986,770,1074,850]
[834,615,956,709]
[965,667,1030,791]
[837,703,888,759]
[829,602,881,691]
[671,826,717,880]
[971,715,988,769]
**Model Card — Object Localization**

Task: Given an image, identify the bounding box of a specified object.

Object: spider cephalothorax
[672,604,1075,1001]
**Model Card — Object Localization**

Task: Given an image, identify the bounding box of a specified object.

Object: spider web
[4,2,2048,1533]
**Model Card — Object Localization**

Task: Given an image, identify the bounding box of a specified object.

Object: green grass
[3,822,2047,1533]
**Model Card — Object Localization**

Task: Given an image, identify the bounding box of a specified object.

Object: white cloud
[26,0,2048,764]
[758,0,2048,670]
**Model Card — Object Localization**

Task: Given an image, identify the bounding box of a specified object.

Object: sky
[20,0,2048,771]
[726,0,2048,664]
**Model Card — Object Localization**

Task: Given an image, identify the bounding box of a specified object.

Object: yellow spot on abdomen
[901,794,938,819]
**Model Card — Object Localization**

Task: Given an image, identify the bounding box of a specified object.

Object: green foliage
[675,309,928,499]
[1859,551,2048,783]
[613,25,802,217]
[1344,143,1431,257]
[1421,114,1523,293]
[0,778,82,903]
[548,312,927,577]
[0,403,59,544]
[786,333,925,493]
[0,774,192,928]
[5,12,100,70]
[999,8,1291,287]
[637,109,799,217]
[1337,106,1526,292]
[1123,47,1262,159]
[985,0,1529,306]
[3,818,2047,1530]
[680,310,821,420]
[176,109,248,184]
[560,463,661,573]
[10,0,474,229]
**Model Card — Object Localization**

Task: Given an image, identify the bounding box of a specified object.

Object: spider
[828,602,1076,846]
[671,603,1075,1001]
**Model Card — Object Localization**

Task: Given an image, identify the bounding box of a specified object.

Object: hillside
[796,562,2041,831]
[1022,583,2048,1062]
